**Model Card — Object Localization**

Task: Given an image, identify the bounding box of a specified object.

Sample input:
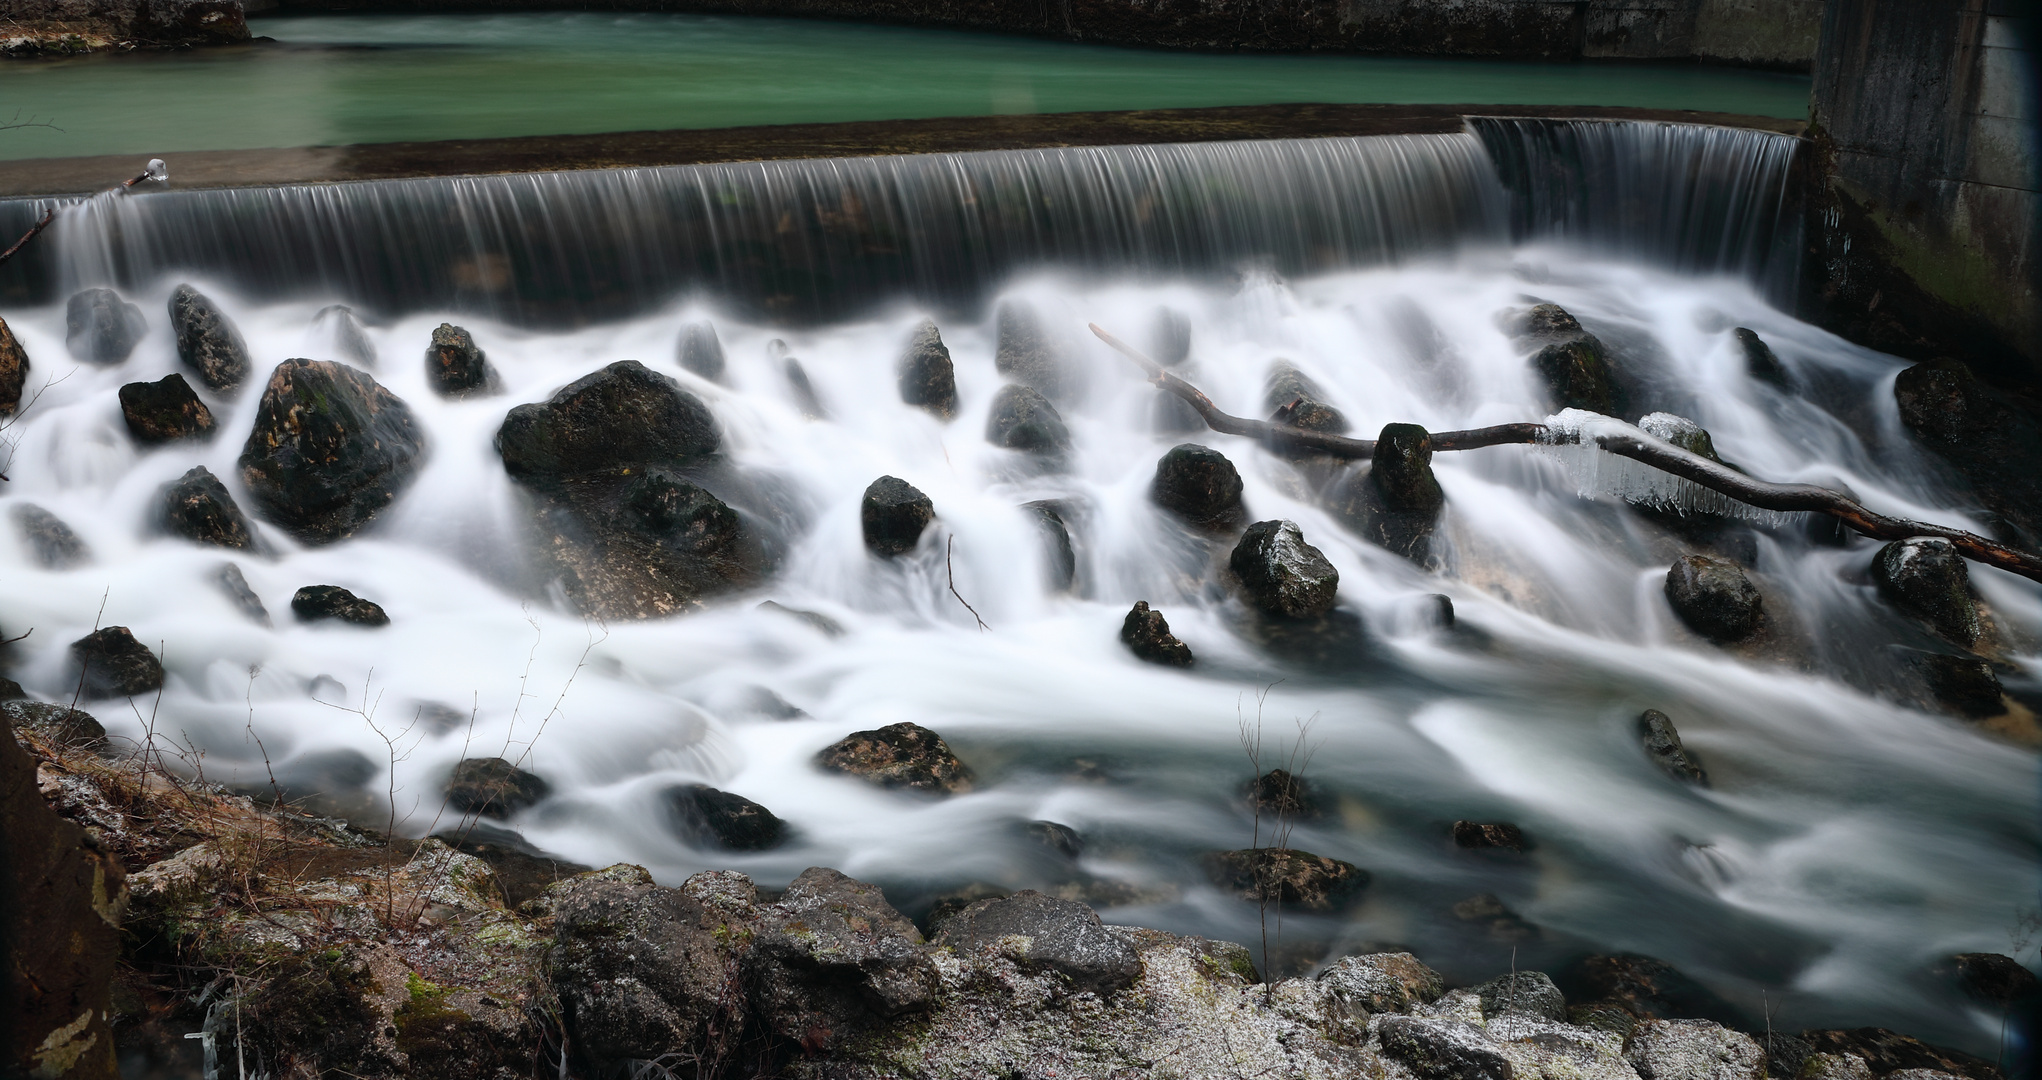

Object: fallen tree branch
[1089,322,2042,585]
[0,158,166,270]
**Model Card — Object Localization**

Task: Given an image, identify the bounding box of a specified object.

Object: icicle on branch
[1088,322,2042,585]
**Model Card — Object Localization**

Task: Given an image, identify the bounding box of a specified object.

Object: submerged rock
[1201,848,1367,913]
[445,757,550,818]
[1151,443,1245,529]
[1734,328,1790,389]
[665,783,786,851]
[1951,952,2040,1005]
[1453,821,1528,852]
[1121,601,1194,666]
[1026,820,1084,860]
[1916,652,2006,718]
[11,504,91,568]
[1892,357,2042,544]
[66,287,146,365]
[1337,423,1443,561]
[0,314,27,415]
[168,283,251,391]
[292,585,389,626]
[162,466,257,550]
[898,319,958,419]
[861,475,934,557]
[1638,709,1708,784]
[312,304,377,367]
[1150,306,1192,367]
[424,322,499,397]
[1244,768,1326,821]
[1451,892,1540,942]
[995,300,1074,402]
[214,563,271,625]
[784,355,827,419]
[933,890,1143,995]
[498,360,719,483]
[1474,970,1567,1021]
[1512,303,1618,415]
[1664,554,1762,643]
[68,626,164,699]
[1626,1018,1765,1080]
[1264,361,1349,434]
[1025,500,1077,591]
[119,373,215,445]
[986,383,1072,456]
[1871,537,1979,646]
[240,359,427,544]
[816,721,973,795]
[746,867,939,1050]
[677,321,725,380]
[1230,520,1340,619]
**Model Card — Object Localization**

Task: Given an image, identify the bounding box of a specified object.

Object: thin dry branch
[1088,322,2042,585]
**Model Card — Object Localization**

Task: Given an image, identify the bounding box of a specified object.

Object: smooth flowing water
[0,12,1815,161]
[0,123,2032,1058]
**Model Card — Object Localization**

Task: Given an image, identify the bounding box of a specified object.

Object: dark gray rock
[162,466,257,550]
[1917,653,2006,718]
[1626,1019,1765,1080]
[1639,709,1708,784]
[1318,952,1445,1013]
[67,626,163,699]
[899,319,958,420]
[1150,443,1245,529]
[994,301,1073,403]
[986,383,1071,456]
[424,322,498,398]
[0,314,27,416]
[1664,555,1762,643]
[168,284,249,392]
[677,321,725,380]
[1376,1016,1514,1080]
[745,866,940,1050]
[1951,952,2040,1005]
[860,475,934,557]
[213,563,270,626]
[239,359,427,544]
[1229,519,1340,619]
[619,469,740,554]
[1337,423,1443,561]
[1201,848,1368,913]
[499,360,718,484]
[816,722,973,795]
[1872,538,1979,646]
[1735,328,1791,389]
[1025,820,1084,860]
[547,869,743,1068]
[445,757,550,818]
[118,373,214,445]
[1024,500,1076,591]
[1121,601,1193,666]
[291,585,389,627]
[1474,970,1567,1021]
[1243,768,1325,821]
[1452,892,1540,942]
[65,288,146,365]
[11,504,90,568]
[665,783,786,851]
[1264,361,1349,434]
[933,890,1142,995]
[1453,821,1527,852]
[312,305,377,367]
[1,699,108,750]
[1513,303,1618,415]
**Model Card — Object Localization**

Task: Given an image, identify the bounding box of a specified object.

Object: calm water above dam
[0,13,1812,160]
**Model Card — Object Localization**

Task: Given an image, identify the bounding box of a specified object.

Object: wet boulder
[898,319,958,420]
[816,721,973,795]
[985,383,1071,456]
[994,300,1074,403]
[1892,357,2042,544]
[932,890,1142,995]
[65,288,146,365]
[0,314,27,415]
[1513,303,1618,415]
[1871,538,1978,647]
[1559,953,1739,1024]
[499,360,718,483]
[214,563,271,625]
[1916,653,2005,718]
[1376,1016,1513,1080]
[1474,970,1567,1022]
[168,284,250,392]
[119,373,215,445]
[860,475,934,557]
[665,783,786,851]
[745,866,940,1050]
[1264,361,1349,434]
[445,757,550,819]
[1453,821,1528,852]
[312,304,377,367]
[1950,952,2040,1006]
[1025,820,1084,860]
[1625,1019,1765,1080]
[1733,328,1790,389]
[1337,423,1444,561]
[1025,500,1076,591]
[1638,709,1708,784]
[291,585,389,626]
[239,359,427,543]
[1150,443,1245,529]
[546,867,745,1069]
[1244,768,1326,821]
[1121,601,1193,666]
[677,321,725,380]
[424,322,498,398]
[1639,413,1726,464]
[11,504,91,568]
[1229,519,1340,619]
[68,626,163,699]
[619,469,740,553]
[1201,847,1368,913]
[161,466,257,550]
[1664,555,1762,643]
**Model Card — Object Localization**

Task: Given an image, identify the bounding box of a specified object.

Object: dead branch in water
[1088,322,2042,586]
[946,534,990,631]
[0,159,165,271]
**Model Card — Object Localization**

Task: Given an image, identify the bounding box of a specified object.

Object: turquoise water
[0,13,1811,161]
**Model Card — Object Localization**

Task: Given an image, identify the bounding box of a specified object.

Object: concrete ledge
[0,103,1805,197]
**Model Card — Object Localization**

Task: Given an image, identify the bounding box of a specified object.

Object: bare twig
[945,534,990,632]
[0,627,28,645]
[0,158,164,271]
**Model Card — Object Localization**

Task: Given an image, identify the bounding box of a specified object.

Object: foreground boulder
[1337,423,1444,560]
[65,288,145,365]
[292,585,389,626]
[0,314,27,415]
[898,319,958,419]
[161,466,257,550]
[1151,443,1245,529]
[499,360,718,482]
[118,373,214,445]
[168,283,250,392]
[1512,303,1618,415]
[445,757,550,818]
[933,890,1143,995]
[1230,520,1340,619]
[861,475,934,557]
[1265,361,1349,434]
[1871,537,1979,646]
[239,359,427,543]
[1625,1018,1765,1080]
[1121,601,1194,666]
[986,383,1072,456]
[1318,952,1444,1012]
[1639,709,1708,784]
[746,866,940,1050]
[1,700,108,749]
[1474,970,1567,1021]
[424,322,499,397]
[1664,555,1762,643]
[12,504,91,568]
[665,783,786,850]
[68,626,163,698]
[1201,848,1368,912]
[816,722,973,795]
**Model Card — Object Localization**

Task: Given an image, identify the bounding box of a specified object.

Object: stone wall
[1803,0,2040,382]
